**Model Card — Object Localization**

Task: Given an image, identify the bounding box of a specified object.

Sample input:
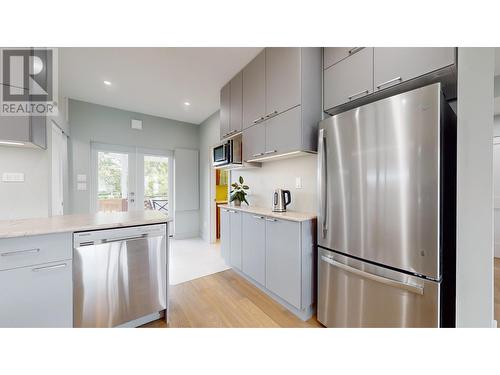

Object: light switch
[2,172,25,182]
[295,177,302,189]
[77,182,87,191]
[131,119,143,130]
[77,174,87,182]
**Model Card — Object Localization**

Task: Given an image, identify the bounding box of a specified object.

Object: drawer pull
[1,248,40,257]
[264,150,277,155]
[252,215,264,220]
[253,117,265,124]
[348,47,363,55]
[376,76,402,90]
[252,152,264,157]
[348,89,369,100]
[264,110,278,119]
[32,263,67,272]
[265,218,277,222]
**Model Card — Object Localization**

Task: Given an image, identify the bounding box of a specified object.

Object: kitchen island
[0,211,171,328]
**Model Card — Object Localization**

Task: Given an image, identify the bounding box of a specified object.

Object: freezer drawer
[317,248,439,327]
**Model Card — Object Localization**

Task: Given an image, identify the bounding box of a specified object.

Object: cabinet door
[242,50,266,130]
[266,47,301,117]
[0,260,72,327]
[242,213,266,285]
[374,48,455,91]
[220,209,230,264]
[230,71,243,133]
[229,210,242,270]
[242,122,266,161]
[324,47,373,111]
[220,82,231,139]
[324,47,360,69]
[265,105,301,156]
[265,219,301,309]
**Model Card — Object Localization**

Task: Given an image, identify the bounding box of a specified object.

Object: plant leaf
[239,176,243,184]
[242,185,249,189]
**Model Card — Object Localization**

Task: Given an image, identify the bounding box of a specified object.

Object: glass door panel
[142,155,169,215]
[96,151,130,212]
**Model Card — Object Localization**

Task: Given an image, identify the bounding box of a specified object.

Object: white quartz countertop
[218,204,316,222]
[0,211,171,239]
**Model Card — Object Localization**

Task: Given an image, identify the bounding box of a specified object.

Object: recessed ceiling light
[103,80,112,86]
[184,102,191,106]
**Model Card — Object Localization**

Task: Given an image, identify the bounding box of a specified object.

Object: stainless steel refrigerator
[317,83,456,328]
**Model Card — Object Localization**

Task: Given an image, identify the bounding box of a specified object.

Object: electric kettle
[272,189,291,212]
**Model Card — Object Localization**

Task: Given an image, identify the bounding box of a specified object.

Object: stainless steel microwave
[212,137,242,168]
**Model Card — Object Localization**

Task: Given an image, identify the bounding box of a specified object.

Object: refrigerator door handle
[318,128,327,238]
[320,255,424,295]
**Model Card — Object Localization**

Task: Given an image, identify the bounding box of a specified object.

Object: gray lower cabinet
[242,50,266,130]
[220,208,316,320]
[221,208,230,264]
[242,121,266,161]
[324,47,373,111]
[241,213,266,286]
[0,260,72,327]
[264,105,302,156]
[265,47,301,117]
[229,210,242,270]
[265,218,301,309]
[374,48,455,91]
[220,82,231,139]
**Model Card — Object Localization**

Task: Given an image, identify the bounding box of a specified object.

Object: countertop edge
[218,204,317,222]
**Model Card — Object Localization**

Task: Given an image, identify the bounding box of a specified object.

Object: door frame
[90,142,173,215]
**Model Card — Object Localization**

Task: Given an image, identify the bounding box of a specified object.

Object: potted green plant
[230,176,249,206]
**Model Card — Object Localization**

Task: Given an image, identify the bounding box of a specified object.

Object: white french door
[91,143,173,216]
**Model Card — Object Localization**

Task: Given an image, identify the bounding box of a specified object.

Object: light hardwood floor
[495,258,500,324]
[141,269,322,328]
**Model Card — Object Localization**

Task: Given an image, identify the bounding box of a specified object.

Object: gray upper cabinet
[243,121,266,161]
[324,47,361,69]
[220,82,231,139]
[242,50,266,130]
[265,218,301,309]
[229,210,242,270]
[242,213,266,286]
[265,48,301,117]
[229,71,243,134]
[242,48,322,162]
[324,47,373,111]
[374,48,455,91]
[264,105,301,156]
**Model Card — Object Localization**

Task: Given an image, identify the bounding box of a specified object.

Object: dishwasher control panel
[73,223,167,247]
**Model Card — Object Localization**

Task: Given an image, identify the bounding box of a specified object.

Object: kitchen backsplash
[230,154,317,214]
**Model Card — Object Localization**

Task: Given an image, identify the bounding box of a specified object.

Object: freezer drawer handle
[321,255,424,295]
[1,248,40,257]
[32,263,67,272]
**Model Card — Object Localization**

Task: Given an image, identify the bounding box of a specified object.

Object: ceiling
[59,47,263,124]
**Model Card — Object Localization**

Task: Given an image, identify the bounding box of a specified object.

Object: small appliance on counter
[272,189,291,212]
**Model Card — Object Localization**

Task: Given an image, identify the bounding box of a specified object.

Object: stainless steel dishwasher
[73,224,167,328]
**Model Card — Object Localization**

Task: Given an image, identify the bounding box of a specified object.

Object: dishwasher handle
[77,233,151,247]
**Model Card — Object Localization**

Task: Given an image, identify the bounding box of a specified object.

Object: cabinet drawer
[324,47,373,111]
[324,47,363,69]
[0,260,73,327]
[374,47,455,91]
[0,232,72,271]
[265,105,302,156]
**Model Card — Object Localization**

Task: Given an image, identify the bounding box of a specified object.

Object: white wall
[456,47,495,327]
[230,155,318,214]
[0,146,50,220]
[198,111,221,242]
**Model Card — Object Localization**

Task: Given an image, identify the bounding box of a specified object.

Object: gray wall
[456,47,495,327]
[198,111,221,242]
[0,146,50,220]
[68,100,200,233]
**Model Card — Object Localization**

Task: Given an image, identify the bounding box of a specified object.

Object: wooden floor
[141,269,322,328]
[495,258,500,324]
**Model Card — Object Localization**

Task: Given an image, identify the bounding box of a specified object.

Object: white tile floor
[169,237,230,285]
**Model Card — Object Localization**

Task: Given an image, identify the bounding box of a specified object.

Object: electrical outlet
[295,177,302,189]
[2,172,24,182]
